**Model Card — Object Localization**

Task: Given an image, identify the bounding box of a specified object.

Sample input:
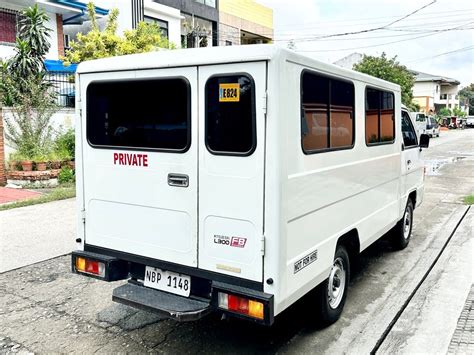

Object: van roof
[77,44,399,91]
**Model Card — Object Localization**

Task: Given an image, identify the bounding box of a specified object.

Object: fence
[45,71,75,108]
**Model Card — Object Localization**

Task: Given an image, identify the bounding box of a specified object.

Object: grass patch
[463,195,474,205]
[0,184,76,211]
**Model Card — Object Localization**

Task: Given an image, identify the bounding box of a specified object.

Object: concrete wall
[219,0,272,29]
[2,108,75,160]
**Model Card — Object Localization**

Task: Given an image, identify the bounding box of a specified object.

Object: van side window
[87,78,190,151]
[301,71,354,153]
[365,88,395,145]
[205,74,256,155]
[401,111,418,147]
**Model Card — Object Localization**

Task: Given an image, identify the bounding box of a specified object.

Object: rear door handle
[168,173,189,187]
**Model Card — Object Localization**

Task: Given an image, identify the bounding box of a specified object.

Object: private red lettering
[113,152,149,167]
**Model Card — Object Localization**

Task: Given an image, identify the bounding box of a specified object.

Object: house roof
[410,70,460,85]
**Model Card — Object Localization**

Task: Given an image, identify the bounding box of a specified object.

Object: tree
[437,107,451,117]
[353,53,416,110]
[63,3,174,65]
[452,106,466,118]
[0,5,57,160]
[459,83,474,115]
[1,4,52,106]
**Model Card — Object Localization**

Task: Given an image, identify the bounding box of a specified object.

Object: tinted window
[401,111,418,147]
[301,71,354,153]
[365,88,395,145]
[205,74,256,155]
[87,78,190,151]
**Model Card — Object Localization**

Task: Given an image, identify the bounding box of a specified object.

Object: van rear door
[81,67,198,267]
[198,62,267,282]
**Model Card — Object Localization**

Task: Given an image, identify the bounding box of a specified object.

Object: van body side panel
[80,68,199,267]
[282,63,402,308]
[198,62,266,282]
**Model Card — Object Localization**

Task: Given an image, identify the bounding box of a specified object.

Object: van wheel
[314,245,350,325]
[391,199,414,250]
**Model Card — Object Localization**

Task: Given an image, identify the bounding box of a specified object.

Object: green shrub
[58,166,75,183]
[54,128,75,160]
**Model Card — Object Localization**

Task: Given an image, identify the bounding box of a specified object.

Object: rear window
[205,74,256,155]
[87,78,190,151]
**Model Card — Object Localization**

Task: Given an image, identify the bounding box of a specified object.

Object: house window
[144,16,169,39]
[0,8,19,44]
[436,85,439,93]
[225,40,232,46]
[301,70,355,153]
[440,94,447,100]
[365,88,395,145]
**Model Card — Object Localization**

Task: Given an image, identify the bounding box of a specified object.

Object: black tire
[314,245,350,326]
[391,199,414,250]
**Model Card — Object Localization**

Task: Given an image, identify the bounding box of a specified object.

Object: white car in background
[426,116,440,137]
[467,116,474,128]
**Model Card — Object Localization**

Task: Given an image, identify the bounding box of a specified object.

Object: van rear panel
[79,62,267,283]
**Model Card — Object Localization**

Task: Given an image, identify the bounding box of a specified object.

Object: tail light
[217,292,264,320]
[75,257,105,278]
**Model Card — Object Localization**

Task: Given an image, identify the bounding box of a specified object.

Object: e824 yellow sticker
[219,83,240,102]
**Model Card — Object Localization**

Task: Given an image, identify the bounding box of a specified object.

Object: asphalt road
[1,129,473,354]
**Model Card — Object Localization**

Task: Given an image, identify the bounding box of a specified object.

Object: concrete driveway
[0,198,76,273]
[0,129,473,353]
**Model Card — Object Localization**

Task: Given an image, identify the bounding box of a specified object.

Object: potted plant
[19,153,33,171]
[48,151,61,169]
[8,152,20,171]
[33,152,48,171]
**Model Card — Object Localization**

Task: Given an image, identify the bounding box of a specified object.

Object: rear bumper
[72,249,274,325]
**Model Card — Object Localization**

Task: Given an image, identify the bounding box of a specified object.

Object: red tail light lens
[218,292,264,320]
[75,257,105,278]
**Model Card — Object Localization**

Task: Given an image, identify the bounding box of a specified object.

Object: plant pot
[9,161,18,171]
[50,160,61,169]
[36,161,48,171]
[21,160,33,171]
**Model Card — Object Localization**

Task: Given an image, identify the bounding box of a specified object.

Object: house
[0,0,108,61]
[411,70,461,114]
[218,0,273,46]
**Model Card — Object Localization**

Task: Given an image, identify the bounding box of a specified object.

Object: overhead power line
[295,0,438,41]
[295,21,473,52]
[406,45,474,63]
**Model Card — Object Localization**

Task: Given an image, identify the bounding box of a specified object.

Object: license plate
[143,266,191,297]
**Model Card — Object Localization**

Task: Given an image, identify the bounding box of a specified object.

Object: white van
[72,45,430,326]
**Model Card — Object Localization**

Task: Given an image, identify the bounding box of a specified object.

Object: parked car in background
[412,112,428,134]
[426,116,440,137]
[466,116,474,128]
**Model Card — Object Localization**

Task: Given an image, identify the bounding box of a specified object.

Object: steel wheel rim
[403,207,412,240]
[328,257,346,309]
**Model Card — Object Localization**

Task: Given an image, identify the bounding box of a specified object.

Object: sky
[258,0,474,87]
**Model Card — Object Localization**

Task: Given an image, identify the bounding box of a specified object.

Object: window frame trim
[364,86,396,147]
[204,72,257,157]
[300,69,356,155]
[85,76,192,153]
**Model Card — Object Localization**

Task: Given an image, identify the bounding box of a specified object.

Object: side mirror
[419,134,430,149]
